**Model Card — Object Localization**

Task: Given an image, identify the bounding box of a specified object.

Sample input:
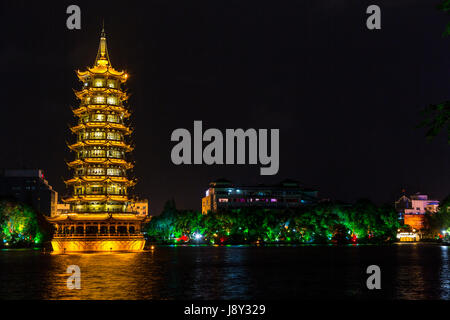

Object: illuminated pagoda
[47,27,149,252]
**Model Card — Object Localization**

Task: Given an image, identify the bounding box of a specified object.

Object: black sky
[0,0,449,214]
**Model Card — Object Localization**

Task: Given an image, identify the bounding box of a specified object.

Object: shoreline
[1,240,445,252]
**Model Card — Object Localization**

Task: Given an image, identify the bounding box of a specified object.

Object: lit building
[0,169,57,216]
[56,202,71,215]
[202,179,318,214]
[395,192,439,230]
[129,199,149,216]
[47,27,150,252]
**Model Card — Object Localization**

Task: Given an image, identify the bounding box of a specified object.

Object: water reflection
[42,252,161,300]
[395,244,428,299]
[221,247,250,299]
[440,246,450,299]
[1,245,450,300]
[393,243,445,299]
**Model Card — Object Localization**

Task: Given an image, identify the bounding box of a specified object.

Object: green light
[0,200,47,247]
[146,199,400,244]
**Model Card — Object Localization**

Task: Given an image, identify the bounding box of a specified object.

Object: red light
[176,235,188,242]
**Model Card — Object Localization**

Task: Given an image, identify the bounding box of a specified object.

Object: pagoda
[47,27,149,252]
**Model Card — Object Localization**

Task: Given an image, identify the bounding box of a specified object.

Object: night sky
[0,0,449,215]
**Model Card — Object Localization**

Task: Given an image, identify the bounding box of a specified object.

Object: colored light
[193,233,203,240]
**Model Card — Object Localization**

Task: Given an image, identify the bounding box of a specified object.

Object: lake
[0,243,449,300]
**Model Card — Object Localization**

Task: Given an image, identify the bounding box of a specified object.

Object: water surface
[1,243,449,300]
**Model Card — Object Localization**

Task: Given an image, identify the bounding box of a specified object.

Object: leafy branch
[419,102,450,143]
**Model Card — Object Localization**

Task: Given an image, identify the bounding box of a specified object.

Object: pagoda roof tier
[65,176,136,186]
[70,122,132,135]
[73,105,130,118]
[68,158,134,169]
[76,67,128,80]
[64,194,130,203]
[68,140,134,152]
[47,213,149,223]
[74,88,129,100]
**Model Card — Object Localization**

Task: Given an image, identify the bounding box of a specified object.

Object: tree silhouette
[419,2,450,143]
[439,0,450,36]
[420,102,450,143]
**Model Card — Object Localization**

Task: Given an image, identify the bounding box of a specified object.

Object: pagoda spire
[94,22,111,67]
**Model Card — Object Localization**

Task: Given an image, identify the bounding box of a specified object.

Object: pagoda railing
[53,233,144,239]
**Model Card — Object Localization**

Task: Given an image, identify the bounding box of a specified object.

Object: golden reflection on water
[43,251,162,300]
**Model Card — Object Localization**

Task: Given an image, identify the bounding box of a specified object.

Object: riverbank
[2,238,445,252]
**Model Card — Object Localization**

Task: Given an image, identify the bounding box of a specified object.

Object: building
[202,179,318,214]
[129,199,149,216]
[0,169,58,216]
[47,27,150,252]
[395,192,439,230]
[56,202,71,215]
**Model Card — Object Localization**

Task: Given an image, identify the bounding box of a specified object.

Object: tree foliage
[420,2,450,142]
[439,0,450,36]
[146,200,400,244]
[425,194,450,235]
[420,102,450,143]
[0,199,52,248]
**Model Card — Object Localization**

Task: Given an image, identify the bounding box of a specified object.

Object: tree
[420,2,450,143]
[145,200,399,244]
[439,0,450,36]
[0,200,51,247]
[420,102,450,143]
[426,195,450,235]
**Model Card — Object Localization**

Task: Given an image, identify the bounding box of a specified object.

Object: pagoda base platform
[51,235,146,253]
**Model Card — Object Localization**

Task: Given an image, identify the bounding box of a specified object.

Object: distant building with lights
[202,179,318,214]
[395,192,439,230]
[0,169,57,216]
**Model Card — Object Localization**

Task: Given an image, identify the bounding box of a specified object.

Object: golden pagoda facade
[48,28,149,252]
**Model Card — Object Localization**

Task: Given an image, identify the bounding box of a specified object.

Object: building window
[107,131,120,140]
[90,149,106,157]
[95,96,105,104]
[108,149,123,158]
[90,186,104,194]
[94,78,105,87]
[107,114,120,123]
[107,96,117,105]
[93,114,105,122]
[107,80,117,88]
[92,131,105,139]
[107,168,121,176]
